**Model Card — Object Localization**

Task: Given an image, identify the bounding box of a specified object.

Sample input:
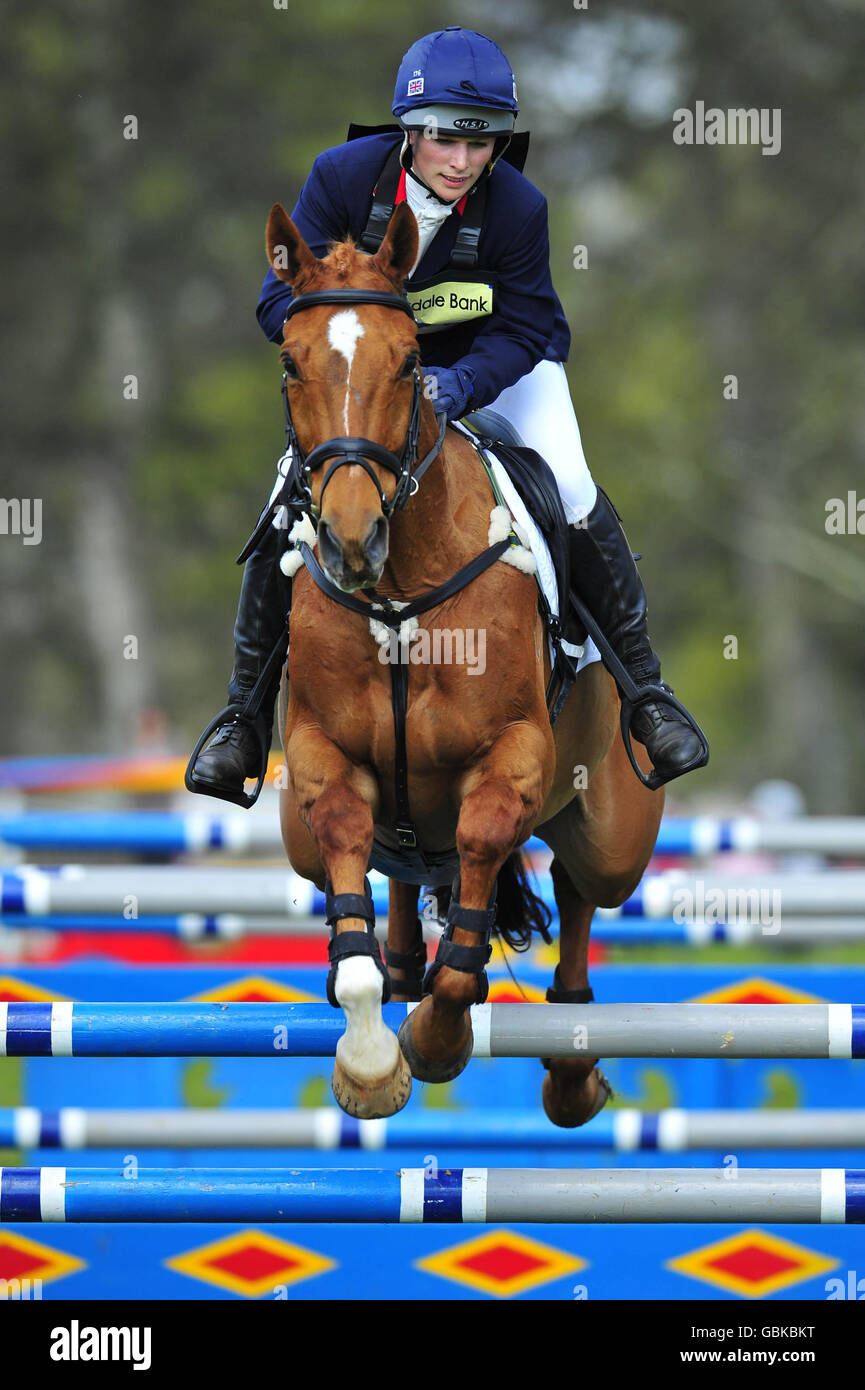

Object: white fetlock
[334,955,398,1080]
[331,955,411,1119]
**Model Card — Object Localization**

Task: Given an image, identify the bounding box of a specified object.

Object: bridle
[279,288,446,519]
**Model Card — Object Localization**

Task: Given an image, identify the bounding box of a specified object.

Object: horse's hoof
[542,1062,613,1128]
[331,1049,412,1119]
[397,1012,473,1084]
[330,954,412,1117]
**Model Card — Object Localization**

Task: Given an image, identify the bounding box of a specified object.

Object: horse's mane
[326,238,361,279]
[293,236,393,297]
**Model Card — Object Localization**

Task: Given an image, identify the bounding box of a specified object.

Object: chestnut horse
[268,199,663,1120]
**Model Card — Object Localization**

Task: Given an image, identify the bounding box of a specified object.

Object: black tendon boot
[568,488,708,786]
[186,520,288,807]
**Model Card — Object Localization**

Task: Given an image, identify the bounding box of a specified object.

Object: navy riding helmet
[393,27,518,163]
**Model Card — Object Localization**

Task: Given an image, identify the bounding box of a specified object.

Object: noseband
[280,288,441,518]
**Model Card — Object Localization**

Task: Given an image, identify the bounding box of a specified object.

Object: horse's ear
[370,204,418,287]
[266,204,319,285]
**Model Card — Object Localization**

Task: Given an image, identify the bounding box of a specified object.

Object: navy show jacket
[256,133,571,411]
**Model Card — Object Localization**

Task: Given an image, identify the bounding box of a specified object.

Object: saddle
[461,408,579,636]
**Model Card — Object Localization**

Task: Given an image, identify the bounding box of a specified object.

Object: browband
[284,289,416,323]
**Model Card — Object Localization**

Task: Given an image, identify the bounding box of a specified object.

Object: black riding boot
[187,520,287,803]
[568,488,708,784]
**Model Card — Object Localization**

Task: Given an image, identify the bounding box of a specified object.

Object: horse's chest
[300,659,493,774]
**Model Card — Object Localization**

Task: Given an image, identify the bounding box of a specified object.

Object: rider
[189,26,706,800]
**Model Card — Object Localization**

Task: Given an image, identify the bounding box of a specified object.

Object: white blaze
[327,309,365,434]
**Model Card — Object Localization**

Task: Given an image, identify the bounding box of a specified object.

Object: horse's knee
[308,783,373,861]
[457,778,525,872]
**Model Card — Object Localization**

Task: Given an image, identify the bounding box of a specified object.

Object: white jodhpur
[485,358,598,527]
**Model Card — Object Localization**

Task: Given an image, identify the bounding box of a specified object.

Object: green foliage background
[2,0,863,809]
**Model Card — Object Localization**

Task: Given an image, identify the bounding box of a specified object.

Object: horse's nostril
[317,520,341,565]
[365,515,389,561]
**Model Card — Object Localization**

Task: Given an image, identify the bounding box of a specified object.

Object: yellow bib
[406,280,494,331]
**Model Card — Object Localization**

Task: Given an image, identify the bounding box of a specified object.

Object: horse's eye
[281,353,299,379]
[400,354,419,378]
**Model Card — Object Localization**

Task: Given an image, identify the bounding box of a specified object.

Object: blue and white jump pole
[5,912,865,946]
[1,1001,863,1058]
[4,866,865,918]
[4,1107,865,1152]
[1,1166,863,1224]
[3,812,865,858]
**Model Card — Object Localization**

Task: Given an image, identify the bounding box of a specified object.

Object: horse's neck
[380,415,492,597]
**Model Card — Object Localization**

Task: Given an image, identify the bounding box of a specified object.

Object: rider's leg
[481,360,705,781]
[191,447,299,798]
[190,446,299,799]
[188,515,288,796]
[482,359,598,528]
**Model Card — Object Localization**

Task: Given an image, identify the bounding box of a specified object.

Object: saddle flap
[460,414,573,634]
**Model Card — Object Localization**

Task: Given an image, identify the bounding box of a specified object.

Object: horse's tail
[494,850,553,952]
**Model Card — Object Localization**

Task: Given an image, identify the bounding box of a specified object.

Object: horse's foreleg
[289,729,411,1119]
[400,723,551,1083]
[385,881,426,1002]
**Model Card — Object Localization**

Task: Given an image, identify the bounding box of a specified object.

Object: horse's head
[266,202,424,591]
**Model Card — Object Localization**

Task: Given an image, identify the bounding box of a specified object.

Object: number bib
[405,274,496,333]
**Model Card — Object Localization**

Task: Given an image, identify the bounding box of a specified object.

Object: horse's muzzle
[318,515,389,592]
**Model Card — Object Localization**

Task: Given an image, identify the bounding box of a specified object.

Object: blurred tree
[1,0,863,808]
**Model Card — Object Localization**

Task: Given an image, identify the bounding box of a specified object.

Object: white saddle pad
[485,451,601,675]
